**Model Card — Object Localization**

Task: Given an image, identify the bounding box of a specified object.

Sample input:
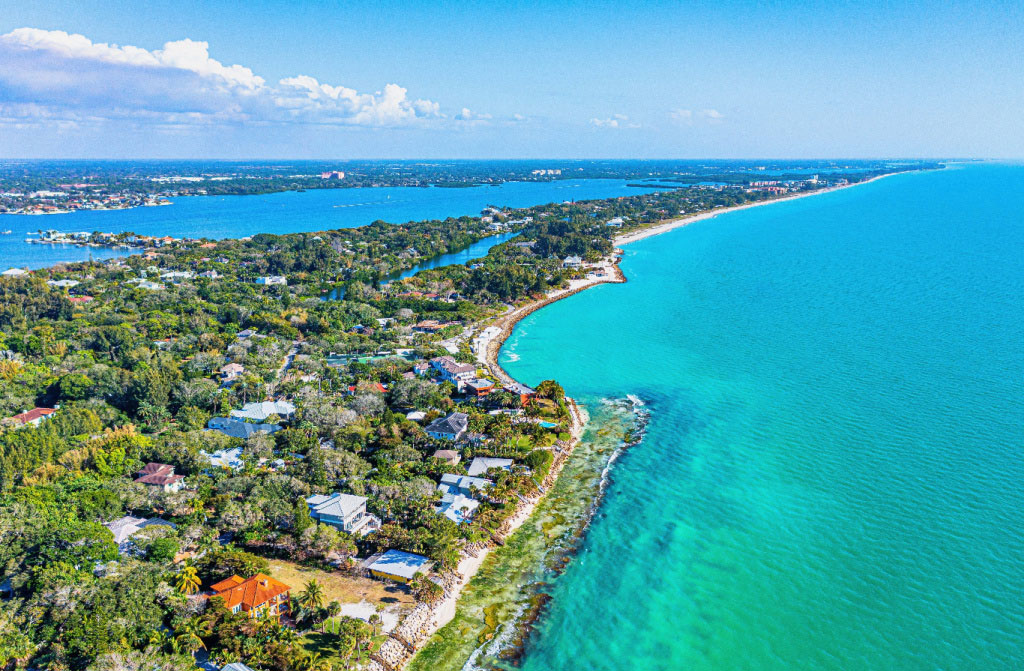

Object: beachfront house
[134,463,185,492]
[437,494,480,524]
[425,412,470,442]
[465,378,496,397]
[210,574,291,620]
[466,457,513,477]
[306,493,380,535]
[366,549,432,584]
[504,382,536,405]
[438,473,492,499]
[562,255,583,268]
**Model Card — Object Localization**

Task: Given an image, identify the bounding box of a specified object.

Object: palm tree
[295,652,331,671]
[297,579,325,612]
[175,565,202,595]
[324,600,342,633]
[368,613,382,637]
[147,628,170,650]
[174,617,207,659]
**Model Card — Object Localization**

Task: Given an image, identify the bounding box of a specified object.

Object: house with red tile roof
[135,463,185,492]
[4,407,56,428]
[210,573,291,620]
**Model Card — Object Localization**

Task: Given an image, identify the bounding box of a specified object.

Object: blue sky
[1,0,1022,158]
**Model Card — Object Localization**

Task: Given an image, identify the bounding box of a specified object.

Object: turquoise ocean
[500,163,1024,670]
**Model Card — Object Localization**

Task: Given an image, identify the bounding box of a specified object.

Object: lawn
[266,559,416,608]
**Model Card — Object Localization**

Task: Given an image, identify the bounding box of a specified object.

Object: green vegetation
[0,163,917,671]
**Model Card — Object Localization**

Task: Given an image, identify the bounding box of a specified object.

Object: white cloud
[591,114,639,129]
[0,27,461,129]
[670,108,693,124]
[670,108,724,126]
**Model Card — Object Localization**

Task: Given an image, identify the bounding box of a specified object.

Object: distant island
[0,158,941,216]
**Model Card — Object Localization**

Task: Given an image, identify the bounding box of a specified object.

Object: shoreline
[390,169,917,668]
[613,170,909,246]
[483,170,910,388]
[376,400,588,671]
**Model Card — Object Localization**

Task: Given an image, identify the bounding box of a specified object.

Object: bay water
[1,178,655,270]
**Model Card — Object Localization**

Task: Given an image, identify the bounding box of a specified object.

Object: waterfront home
[562,255,583,268]
[425,412,470,441]
[366,550,432,584]
[504,382,536,404]
[437,494,480,524]
[1,268,28,276]
[231,400,295,422]
[465,378,496,397]
[255,275,287,286]
[430,356,476,384]
[306,493,380,535]
[134,463,185,492]
[210,574,291,620]
[4,407,57,428]
[467,457,513,477]
[438,473,491,500]
[431,449,461,466]
[104,515,176,554]
[208,417,281,440]
[606,216,625,227]
[203,446,245,470]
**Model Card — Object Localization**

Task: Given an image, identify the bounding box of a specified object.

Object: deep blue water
[501,163,1024,670]
[1,178,655,270]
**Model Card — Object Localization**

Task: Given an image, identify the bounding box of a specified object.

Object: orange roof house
[210,573,291,619]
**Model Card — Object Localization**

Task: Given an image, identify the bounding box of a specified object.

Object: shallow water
[408,400,645,671]
[499,163,1024,670]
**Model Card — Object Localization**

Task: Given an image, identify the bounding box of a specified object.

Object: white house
[231,400,295,422]
[562,255,583,268]
[430,356,476,385]
[104,515,176,554]
[256,276,287,286]
[466,457,513,477]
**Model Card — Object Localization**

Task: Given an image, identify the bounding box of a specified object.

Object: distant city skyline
[1,0,1022,158]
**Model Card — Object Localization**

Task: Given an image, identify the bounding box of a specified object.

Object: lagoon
[1,178,657,270]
